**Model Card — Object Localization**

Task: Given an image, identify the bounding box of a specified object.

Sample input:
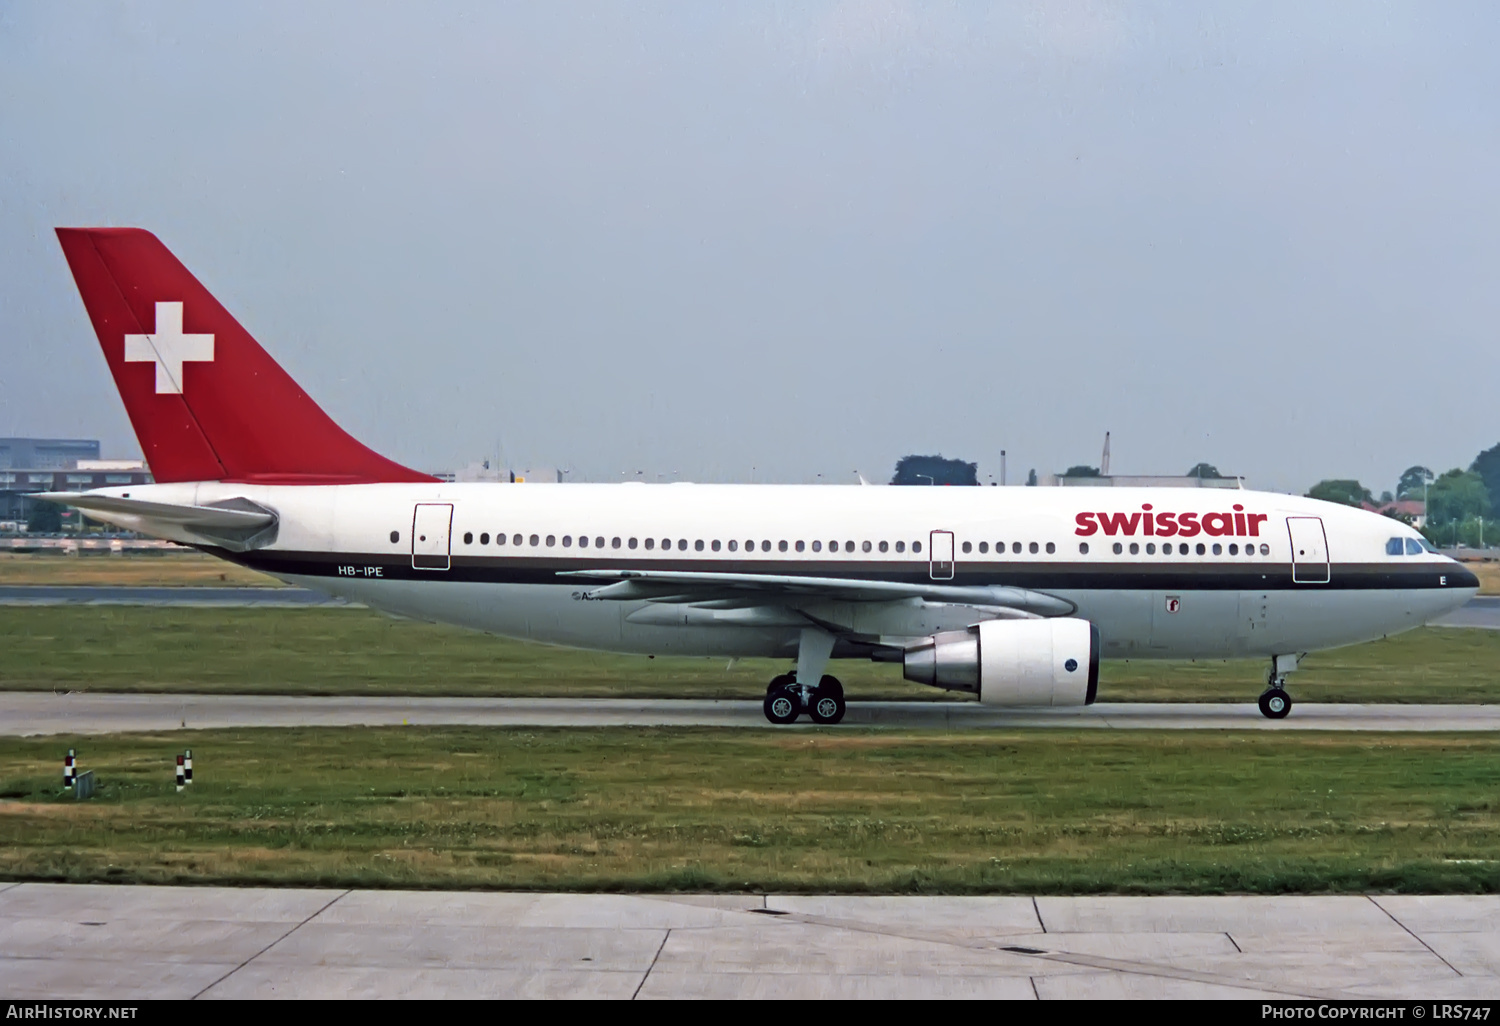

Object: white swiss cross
[123,301,214,395]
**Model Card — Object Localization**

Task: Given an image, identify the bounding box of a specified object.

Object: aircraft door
[1286,516,1330,584]
[411,503,454,571]
[929,530,955,580]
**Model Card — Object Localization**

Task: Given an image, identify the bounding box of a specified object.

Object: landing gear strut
[762,627,846,725]
[1258,654,1299,720]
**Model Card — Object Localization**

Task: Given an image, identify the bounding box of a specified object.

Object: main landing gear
[762,627,847,726]
[1258,653,1299,720]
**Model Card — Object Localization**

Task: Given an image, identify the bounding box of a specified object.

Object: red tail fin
[55,228,435,485]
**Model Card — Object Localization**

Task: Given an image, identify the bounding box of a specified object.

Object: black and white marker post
[63,748,75,790]
[184,749,193,785]
[176,754,185,793]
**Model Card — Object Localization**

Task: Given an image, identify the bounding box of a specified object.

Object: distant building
[1363,498,1426,528]
[446,461,565,483]
[0,438,153,526]
[1037,473,1246,489]
[0,438,100,470]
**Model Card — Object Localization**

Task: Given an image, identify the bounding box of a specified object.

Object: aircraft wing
[33,492,278,551]
[557,569,1075,617]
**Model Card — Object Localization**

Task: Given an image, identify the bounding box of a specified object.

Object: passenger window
[712,540,721,552]
[762,540,772,552]
[779,540,788,552]
[1259,543,1270,555]
[978,542,988,554]
[695,540,704,551]
[728,540,738,552]
[628,537,637,549]
[812,540,822,552]
[464,532,474,545]
[862,541,872,553]
[1195,543,1206,555]
[390,530,400,543]
[562,536,571,547]
[1113,542,1123,555]
[497,533,507,546]
[1228,543,1237,555]
[514,534,523,546]
[1046,542,1055,554]
[1212,543,1222,556]
[1079,542,1089,555]
[879,541,889,553]
[1128,543,1138,555]
[529,534,539,547]
[480,532,490,545]
[795,540,805,552]
[830,540,839,551]
[1029,542,1039,554]
[961,541,972,554]
[913,541,922,553]
[645,538,655,550]
[595,537,604,548]
[678,539,687,551]
[612,537,621,549]
[845,541,855,553]
[1012,542,1021,554]
[1146,543,1156,555]
[895,541,905,553]
[578,536,588,548]
[547,535,557,547]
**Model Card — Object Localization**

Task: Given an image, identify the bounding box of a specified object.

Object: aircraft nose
[1447,561,1481,590]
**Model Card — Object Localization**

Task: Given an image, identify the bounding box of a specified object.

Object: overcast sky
[2,2,1497,492]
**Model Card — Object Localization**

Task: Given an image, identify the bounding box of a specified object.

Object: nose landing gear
[1258,653,1300,720]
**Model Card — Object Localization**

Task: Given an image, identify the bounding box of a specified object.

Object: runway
[2,883,1495,999]
[5,692,1499,735]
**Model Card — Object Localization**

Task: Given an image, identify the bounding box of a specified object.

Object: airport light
[916,474,934,486]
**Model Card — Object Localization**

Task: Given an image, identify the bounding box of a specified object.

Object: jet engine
[902,617,1099,706]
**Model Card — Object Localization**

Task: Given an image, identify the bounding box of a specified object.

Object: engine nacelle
[902,617,1100,707]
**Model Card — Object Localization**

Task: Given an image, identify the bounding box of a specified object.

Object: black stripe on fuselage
[211,549,1480,592]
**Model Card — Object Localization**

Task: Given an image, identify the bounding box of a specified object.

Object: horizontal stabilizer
[34,492,278,551]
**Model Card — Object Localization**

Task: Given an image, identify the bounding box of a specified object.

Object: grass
[1,606,1497,703]
[2,727,1497,893]
[0,552,279,587]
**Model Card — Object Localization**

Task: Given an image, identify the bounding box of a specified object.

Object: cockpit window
[1386,538,1404,556]
[1411,537,1436,554]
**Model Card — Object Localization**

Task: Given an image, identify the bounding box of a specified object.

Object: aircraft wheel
[817,674,844,699]
[764,684,800,725]
[1258,688,1292,720]
[766,673,795,696]
[809,688,846,725]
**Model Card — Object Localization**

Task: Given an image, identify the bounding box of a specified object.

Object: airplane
[40,227,1480,725]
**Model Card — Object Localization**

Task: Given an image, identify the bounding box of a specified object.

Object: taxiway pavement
[4,693,1499,735]
[0,585,342,607]
[2,883,1495,999]
[1432,595,1500,629]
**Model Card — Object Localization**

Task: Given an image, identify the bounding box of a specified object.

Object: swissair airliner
[42,228,1480,724]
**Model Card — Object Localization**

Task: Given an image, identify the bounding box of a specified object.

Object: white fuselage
[85,481,1478,673]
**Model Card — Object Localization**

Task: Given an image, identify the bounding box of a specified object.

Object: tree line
[1308,442,1499,547]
